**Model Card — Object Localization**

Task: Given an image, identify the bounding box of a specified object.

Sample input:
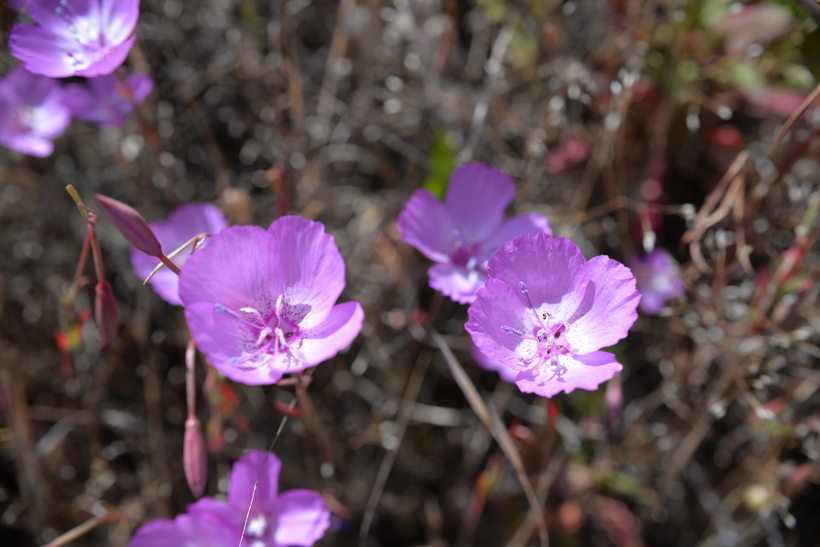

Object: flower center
[500,282,573,382]
[54,0,108,67]
[214,294,305,368]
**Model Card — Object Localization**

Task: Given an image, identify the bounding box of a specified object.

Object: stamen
[255,327,273,346]
[501,325,525,338]
[519,281,548,329]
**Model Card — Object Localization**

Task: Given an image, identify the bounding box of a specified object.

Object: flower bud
[95,195,163,257]
[94,280,119,347]
[184,417,208,498]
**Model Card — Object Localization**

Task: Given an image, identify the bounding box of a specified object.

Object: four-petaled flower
[0,66,71,157]
[130,202,229,306]
[130,450,330,547]
[10,0,140,78]
[465,233,640,398]
[65,70,153,127]
[179,216,364,385]
[629,248,685,315]
[398,162,551,304]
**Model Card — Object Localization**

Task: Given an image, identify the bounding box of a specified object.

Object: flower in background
[130,450,330,547]
[0,66,71,157]
[7,0,28,10]
[472,343,517,383]
[179,216,364,385]
[10,0,140,78]
[64,71,153,127]
[629,248,685,315]
[130,203,229,306]
[466,234,640,398]
[398,162,551,304]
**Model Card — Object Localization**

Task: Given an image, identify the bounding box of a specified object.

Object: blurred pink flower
[130,450,330,547]
[398,162,551,304]
[10,0,140,77]
[629,248,684,315]
[130,202,229,306]
[0,66,71,157]
[64,71,153,127]
[545,137,589,175]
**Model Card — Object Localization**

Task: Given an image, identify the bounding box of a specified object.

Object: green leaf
[424,130,457,199]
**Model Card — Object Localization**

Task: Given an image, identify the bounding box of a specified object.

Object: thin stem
[88,225,106,283]
[67,228,92,305]
[159,254,182,276]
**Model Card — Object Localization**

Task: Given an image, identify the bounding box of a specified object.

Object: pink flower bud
[95,195,162,257]
[94,280,119,347]
[184,417,208,498]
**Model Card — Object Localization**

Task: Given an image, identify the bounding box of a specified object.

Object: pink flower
[398,162,551,304]
[64,71,153,127]
[10,0,140,78]
[0,66,71,157]
[130,450,330,547]
[178,216,364,385]
[629,248,684,315]
[130,203,229,306]
[465,234,640,398]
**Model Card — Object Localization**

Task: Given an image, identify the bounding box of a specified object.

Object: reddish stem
[160,255,182,276]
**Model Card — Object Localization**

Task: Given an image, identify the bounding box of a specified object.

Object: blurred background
[3,0,820,545]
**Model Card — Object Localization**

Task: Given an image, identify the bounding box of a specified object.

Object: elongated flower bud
[184,417,208,498]
[94,280,119,347]
[95,195,163,257]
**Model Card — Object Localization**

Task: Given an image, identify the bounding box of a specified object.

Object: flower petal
[74,34,135,77]
[514,351,623,398]
[29,0,100,35]
[129,72,155,104]
[178,225,280,312]
[273,490,331,546]
[129,513,238,547]
[267,216,347,329]
[487,234,589,319]
[567,255,640,353]
[465,278,538,370]
[477,213,552,263]
[428,263,486,304]
[0,134,53,156]
[445,163,514,243]
[226,450,282,515]
[298,301,364,365]
[397,188,457,264]
[9,25,80,78]
[101,0,140,44]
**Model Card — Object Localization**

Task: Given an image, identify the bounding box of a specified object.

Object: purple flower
[130,450,330,547]
[64,71,153,127]
[398,162,551,304]
[131,203,229,306]
[10,0,140,78]
[0,66,71,157]
[465,234,640,398]
[178,216,364,385]
[629,248,685,315]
